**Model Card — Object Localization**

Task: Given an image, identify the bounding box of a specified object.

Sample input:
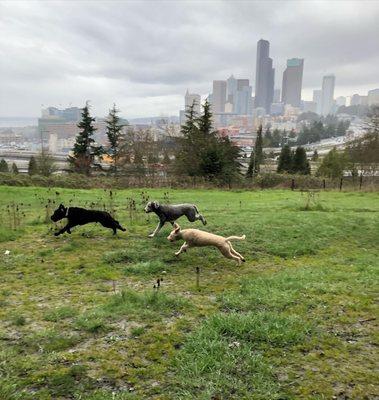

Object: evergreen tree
[0,159,9,172]
[246,125,264,178]
[106,104,125,173]
[197,100,240,181]
[263,126,272,147]
[289,128,297,139]
[36,151,56,176]
[277,145,293,173]
[69,102,103,175]
[311,149,319,161]
[336,120,349,136]
[175,101,201,176]
[175,100,240,181]
[28,156,38,176]
[11,163,19,174]
[292,147,311,174]
[272,129,282,147]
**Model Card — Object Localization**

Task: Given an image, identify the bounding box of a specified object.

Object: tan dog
[167,223,246,265]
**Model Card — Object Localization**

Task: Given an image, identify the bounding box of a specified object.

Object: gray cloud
[0,0,378,118]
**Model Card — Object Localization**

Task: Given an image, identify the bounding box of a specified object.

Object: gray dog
[144,201,207,237]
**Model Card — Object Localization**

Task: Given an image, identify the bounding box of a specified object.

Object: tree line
[262,116,350,148]
[67,102,173,176]
[4,102,377,183]
[317,106,379,178]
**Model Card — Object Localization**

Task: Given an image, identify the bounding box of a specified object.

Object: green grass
[0,185,378,399]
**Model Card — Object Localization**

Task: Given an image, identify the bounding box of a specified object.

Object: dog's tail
[225,234,246,241]
[116,221,127,232]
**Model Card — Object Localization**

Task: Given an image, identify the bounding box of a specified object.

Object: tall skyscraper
[185,90,201,115]
[235,79,253,115]
[273,88,281,103]
[321,75,335,116]
[313,89,322,114]
[281,58,304,107]
[226,75,237,105]
[212,80,227,113]
[254,39,275,114]
[180,90,201,125]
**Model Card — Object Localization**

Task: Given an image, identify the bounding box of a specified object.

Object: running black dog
[51,204,126,236]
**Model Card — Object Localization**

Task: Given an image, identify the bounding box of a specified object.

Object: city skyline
[1,0,379,118]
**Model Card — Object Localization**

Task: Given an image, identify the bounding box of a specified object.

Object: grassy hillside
[0,186,378,399]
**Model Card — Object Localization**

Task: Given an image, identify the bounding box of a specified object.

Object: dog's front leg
[149,219,165,237]
[55,223,71,236]
[175,242,188,256]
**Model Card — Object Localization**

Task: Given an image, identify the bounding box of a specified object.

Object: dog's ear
[153,201,160,209]
[59,203,64,209]
[174,223,181,233]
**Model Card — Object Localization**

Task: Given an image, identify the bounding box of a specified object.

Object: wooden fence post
[339,177,343,191]
[359,174,363,190]
[291,178,295,191]
[323,179,326,190]
[196,267,200,291]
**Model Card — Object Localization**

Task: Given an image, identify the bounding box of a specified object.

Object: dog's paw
[241,258,246,262]
[148,234,155,238]
[175,252,180,256]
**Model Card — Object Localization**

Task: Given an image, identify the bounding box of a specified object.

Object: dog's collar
[65,207,70,218]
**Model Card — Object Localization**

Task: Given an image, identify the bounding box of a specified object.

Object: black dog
[144,201,206,237]
[51,204,126,236]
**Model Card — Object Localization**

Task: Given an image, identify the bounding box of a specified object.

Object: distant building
[254,39,275,114]
[185,90,201,114]
[321,75,335,116]
[270,102,284,115]
[302,101,317,113]
[273,88,281,103]
[226,75,238,106]
[179,90,201,125]
[313,89,322,115]
[360,96,368,106]
[350,94,362,106]
[335,96,346,107]
[281,58,304,107]
[368,89,379,106]
[38,106,82,142]
[235,79,253,115]
[212,80,227,113]
[41,106,81,122]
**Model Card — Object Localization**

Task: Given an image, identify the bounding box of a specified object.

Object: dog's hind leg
[219,244,242,265]
[228,242,245,262]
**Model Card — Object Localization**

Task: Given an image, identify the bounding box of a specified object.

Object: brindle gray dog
[144,201,206,237]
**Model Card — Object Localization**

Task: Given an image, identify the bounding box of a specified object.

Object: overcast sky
[1,0,378,118]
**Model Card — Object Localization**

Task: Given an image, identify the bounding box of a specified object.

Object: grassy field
[0,186,378,399]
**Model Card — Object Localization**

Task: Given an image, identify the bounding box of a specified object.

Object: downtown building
[281,58,304,108]
[179,90,201,125]
[254,39,275,114]
[320,75,336,116]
